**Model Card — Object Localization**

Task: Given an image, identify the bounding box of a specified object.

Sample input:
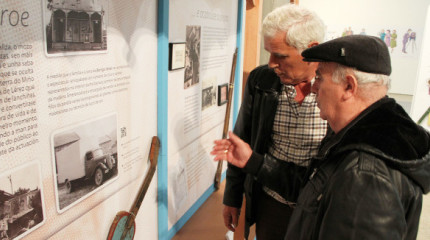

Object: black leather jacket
[243,97,430,239]
[223,65,308,236]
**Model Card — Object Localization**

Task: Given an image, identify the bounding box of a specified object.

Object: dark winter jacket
[243,97,430,239]
[223,65,308,237]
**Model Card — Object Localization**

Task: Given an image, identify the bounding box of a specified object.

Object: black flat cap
[302,35,391,75]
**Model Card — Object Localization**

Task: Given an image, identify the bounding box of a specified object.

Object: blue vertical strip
[233,0,244,126]
[157,0,169,240]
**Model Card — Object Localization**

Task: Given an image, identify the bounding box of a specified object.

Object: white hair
[332,64,391,88]
[262,4,325,51]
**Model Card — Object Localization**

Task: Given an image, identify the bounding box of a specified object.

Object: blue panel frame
[157,1,244,239]
[233,0,244,126]
[157,0,169,239]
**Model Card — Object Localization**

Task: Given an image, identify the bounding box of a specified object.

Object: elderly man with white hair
[221,4,328,239]
[223,4,327,240]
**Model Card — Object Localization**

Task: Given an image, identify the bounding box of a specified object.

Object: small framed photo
[218,83,228,106]
[169,42,186,70]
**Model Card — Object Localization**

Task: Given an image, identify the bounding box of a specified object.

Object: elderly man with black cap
[212,35,430,239]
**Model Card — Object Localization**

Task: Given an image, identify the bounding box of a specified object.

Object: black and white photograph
[0,162,45,240]
[184,25,201,89]
[51,113,118,213]
[218,83,228,106]
[43,0,108,56]
[201,76,217,111]
[202,86,216,111]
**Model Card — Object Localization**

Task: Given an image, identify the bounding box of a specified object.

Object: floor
[172,180,255,240]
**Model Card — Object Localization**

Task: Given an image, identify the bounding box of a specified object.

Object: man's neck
[294,81,312,104]
[331,96,384,134]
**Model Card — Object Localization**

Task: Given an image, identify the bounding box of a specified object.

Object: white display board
[300,0,429,95]
[411,5,430,132]
[165,0,239,236]
[0,0,158,239]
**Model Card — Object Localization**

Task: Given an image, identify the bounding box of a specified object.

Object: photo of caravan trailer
[54,132,117,194]
[51,114,118,212]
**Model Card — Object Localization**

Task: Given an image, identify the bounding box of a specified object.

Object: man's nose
[268,55,278,69]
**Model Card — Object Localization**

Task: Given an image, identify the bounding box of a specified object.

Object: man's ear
[307,41,319,48]
[342,74,358,100]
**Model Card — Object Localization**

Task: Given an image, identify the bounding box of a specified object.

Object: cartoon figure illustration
[384,30,391,47]
[390,30,397,53]
[342,28,348,37]
[379,29,386,41]
[428,79,430,95]
[359,28,366,35]
[402,29,411,53]
[346,26,353,36]
[408,31,417,53]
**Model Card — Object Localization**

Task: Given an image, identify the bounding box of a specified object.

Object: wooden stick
[120,136,160,239]
[214,48,238,190]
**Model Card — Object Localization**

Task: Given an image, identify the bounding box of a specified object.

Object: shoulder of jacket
[248,65,281,90]
[249,65,276,80]
[330,150,393,182]
[328,150,423,202]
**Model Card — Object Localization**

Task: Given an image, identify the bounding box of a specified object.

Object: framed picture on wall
[218,83,228,106]
[169,42,186,70]
[43,0,109,57]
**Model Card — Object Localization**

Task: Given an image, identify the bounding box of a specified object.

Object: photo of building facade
[45,0,107,53]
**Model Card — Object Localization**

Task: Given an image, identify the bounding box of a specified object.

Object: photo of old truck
[54,132,117,194]
[51,114,118,212]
